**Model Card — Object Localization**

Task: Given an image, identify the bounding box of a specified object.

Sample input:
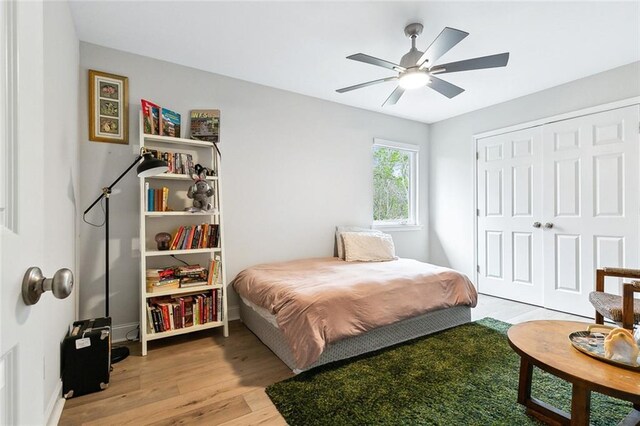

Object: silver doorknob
[22,267,74,305]
[532,222,541,228]
[544,222,554,229]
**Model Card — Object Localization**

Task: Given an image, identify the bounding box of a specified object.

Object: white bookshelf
[138,111,228,356]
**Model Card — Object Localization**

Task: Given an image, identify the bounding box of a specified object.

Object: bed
[232,256,478,373]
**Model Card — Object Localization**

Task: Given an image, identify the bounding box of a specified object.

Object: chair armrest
[622,282,639,330]
[596,268,640,293]
[601,267,640,278]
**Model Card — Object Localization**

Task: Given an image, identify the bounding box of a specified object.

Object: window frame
[371,138,420,230]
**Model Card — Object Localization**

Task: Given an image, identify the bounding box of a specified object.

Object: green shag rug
[266,318,631,425]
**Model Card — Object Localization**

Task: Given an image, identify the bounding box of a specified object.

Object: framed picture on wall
[88,70,129,144]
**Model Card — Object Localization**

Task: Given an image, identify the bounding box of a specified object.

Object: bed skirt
[239,299,472,373]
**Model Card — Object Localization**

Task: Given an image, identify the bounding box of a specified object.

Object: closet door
[542,105,640,317]
[477,127,544,305]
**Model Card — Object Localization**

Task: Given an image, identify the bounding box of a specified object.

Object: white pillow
[335,226,383,260]
[342,231,396,262]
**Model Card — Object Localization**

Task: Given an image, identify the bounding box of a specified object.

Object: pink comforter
[231,257,477,368]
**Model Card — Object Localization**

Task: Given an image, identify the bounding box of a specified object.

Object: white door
[1,2,48,424]
[542,105,640,317]
[477,127,544,305]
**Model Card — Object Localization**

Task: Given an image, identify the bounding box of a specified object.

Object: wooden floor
[59,295,590,425]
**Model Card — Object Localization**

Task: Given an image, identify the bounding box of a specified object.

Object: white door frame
[473,96,640,298]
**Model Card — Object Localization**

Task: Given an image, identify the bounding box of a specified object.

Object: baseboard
[112,322,140,343]
[45,380,64,426]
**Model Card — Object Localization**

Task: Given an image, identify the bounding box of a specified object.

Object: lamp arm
[83,154,142,216]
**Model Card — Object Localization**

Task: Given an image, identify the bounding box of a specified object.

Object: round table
[507,320,640,426]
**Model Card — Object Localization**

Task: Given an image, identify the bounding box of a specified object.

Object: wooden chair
[589,267,640,330]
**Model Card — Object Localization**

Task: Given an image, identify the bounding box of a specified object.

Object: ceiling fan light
[398,71,430,89]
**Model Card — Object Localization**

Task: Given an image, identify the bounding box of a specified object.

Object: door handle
[544,222,554,229]
[532,222,541,228]
[22,267,74,305]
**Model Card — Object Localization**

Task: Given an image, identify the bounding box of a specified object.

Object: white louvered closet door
[477,127,544,305]
[542,105,640,317]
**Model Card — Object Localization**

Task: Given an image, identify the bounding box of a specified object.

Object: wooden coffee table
[508,320,640,426]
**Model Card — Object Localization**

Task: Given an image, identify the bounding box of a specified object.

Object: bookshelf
[138,111,228,356]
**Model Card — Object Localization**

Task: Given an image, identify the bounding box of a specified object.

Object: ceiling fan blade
[336,77,398,93]
[427,76,465,99]
[382,86,405,106]
[417,27,469,68]
[347,53,405,72]
[430,52,510,74]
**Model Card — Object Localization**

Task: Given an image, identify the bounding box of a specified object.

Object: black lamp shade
[137,153,169,177]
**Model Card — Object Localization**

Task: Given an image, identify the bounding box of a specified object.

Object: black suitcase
[62,317,111,398]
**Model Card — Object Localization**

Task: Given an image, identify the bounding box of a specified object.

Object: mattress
[240,297,471,373]
[240,295,278,327]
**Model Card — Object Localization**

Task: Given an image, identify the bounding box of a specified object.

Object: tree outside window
[372,140,418,226]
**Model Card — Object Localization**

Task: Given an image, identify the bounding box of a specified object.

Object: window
[372,139,419,227]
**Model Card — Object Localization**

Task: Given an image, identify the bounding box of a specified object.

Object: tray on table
[569,325,640,372]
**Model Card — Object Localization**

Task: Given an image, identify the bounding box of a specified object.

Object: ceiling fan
[336,23,510,106]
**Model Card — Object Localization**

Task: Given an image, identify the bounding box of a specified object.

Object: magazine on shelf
[189,109,220,143]
[160,108,181,138]
[141,99,160,135]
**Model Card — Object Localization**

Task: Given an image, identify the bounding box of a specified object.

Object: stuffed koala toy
[187,165,214,211]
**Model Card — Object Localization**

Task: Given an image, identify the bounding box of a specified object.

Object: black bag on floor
[62,317,111,398]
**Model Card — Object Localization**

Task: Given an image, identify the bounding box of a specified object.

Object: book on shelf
[168,224,219,251]
[169,226,184,250]
[141,99,160,135]
[160,107,181,138]
[207,255,222,285]
[144,149,214,177]
[147,264,211,291]
[189,109,220,144]
[179,280,208,288]
[146,186,169,212]
[147,289,222,333]
[146,267,181,292]
[146,305,154,333]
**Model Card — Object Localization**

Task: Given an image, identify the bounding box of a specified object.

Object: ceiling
[69,1,640,124]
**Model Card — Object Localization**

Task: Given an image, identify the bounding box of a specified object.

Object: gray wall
[429,61,640,281]
[78,42,429,337]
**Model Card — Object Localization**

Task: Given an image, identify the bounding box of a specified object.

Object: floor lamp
[84,149,168,364]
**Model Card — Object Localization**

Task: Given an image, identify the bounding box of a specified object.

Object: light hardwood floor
[59,295,592,425]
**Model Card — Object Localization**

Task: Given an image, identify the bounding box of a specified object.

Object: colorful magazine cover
[189,109,220,143]
[160,108,181,138]
[141,99,160,134]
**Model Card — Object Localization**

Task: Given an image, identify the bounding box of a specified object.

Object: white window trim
[372,138,420,229]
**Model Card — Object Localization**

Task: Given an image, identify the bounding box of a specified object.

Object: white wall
[42,0,79,421]
[429,61,640,281]
[78,43,429,336]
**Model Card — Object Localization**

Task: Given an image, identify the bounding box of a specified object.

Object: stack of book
[169,224,220,250]
[174,265,208,287]
[147,289,223,333]
[147,262,220,292]
[146,267,180,292]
